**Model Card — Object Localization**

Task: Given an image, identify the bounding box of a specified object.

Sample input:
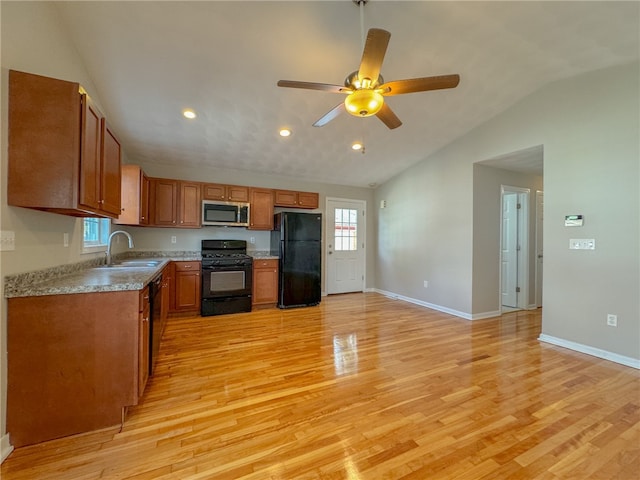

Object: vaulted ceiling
[54,1,639,188]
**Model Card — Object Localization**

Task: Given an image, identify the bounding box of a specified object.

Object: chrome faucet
[106,230,134,266]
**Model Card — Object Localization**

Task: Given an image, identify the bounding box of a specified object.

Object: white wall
[375,61,639,363]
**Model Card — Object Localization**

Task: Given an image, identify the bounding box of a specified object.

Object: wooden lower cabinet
[7,290,143,448]
[138,286,151,398]
[252,258,279,307]
[170,261,201,314]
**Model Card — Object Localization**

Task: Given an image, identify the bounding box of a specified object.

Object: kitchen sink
[95,260,163,269]
[115,260,163,267]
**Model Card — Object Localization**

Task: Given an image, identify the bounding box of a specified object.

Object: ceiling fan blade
[358,28,391,85]
[313,103,346,127]
[376,103,402,130]
[277,80,350,94]
[379,74,460,96]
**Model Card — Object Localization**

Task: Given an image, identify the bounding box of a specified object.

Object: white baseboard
[471,310,502,320]
[373,288,474,320]
[539,334,640,369]
[1,433,13,464]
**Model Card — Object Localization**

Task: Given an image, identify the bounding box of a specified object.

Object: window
[83,218,110,252]
[334,208,358,251]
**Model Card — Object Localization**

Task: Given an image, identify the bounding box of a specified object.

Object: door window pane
[334,208,358,251]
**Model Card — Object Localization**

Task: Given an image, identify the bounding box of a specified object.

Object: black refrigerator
[271,212,322,308]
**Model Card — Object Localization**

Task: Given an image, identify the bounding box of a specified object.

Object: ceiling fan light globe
[344,90,384,117]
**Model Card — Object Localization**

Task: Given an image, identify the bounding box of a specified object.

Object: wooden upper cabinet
[249,188,274,230]
[274,189,319,209]
[150,178,178,226]
[202,183,249,202]
[7,70,121,218]
[150,178,201,228]
[179,181,201,227]
[114,165,149,226]
[100,122,122,216]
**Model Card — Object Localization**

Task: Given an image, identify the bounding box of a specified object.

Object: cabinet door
[202,184,226,201]
[249,188,274,230]
[173,262,201,312]
[138,287,150,398]
[274,190,297,207]
[227,185,249,202]
[253,260,279,305]
[179,182,201,227]
[115,165,148,225]
[140,173,150,225]
[151,178,178,226]
[297,192,319,209]
[100,121,122,216]
[79,94,103,213]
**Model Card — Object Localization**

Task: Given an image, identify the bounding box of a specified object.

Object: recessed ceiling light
[352,142,363,150]
[183,109,196,119]
[279,129,291,137]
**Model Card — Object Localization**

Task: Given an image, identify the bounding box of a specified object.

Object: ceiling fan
[277,1,460,130]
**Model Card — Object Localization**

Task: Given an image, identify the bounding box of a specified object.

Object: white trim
[499,185,530,313]
[325,197,367,295]
[539,334,640,369]
[1,433,13,463]
[471,310,502,320]
[373,288,475,320]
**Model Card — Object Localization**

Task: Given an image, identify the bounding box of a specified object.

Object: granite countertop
[248,250,279,260]
[4,251,201,299]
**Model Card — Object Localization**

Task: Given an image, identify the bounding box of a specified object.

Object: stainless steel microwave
[202,200,250,227]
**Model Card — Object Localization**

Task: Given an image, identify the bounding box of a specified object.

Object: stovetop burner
[201,239,252,266]
[202,252,251,259]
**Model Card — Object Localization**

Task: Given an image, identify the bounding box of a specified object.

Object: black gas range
[201,240,253,316]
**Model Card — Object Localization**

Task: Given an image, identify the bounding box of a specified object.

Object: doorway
[535,190,544,307]
[325,198,366,294]
[500,186,529,311]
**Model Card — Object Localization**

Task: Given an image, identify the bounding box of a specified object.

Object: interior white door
[535,190,544,307]
[326,198,365,294]
[501,193,518,307]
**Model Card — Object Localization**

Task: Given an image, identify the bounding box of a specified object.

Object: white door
[501,193,518,308]
[535,191,544,307]
[326,198,365,294]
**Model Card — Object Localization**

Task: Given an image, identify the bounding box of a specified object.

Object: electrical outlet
[171,236,177,244]
[607,314,617,327]
[0,231,15,251]
[423,280,429,288]
[250,237,256,244]
[63,233,69,247]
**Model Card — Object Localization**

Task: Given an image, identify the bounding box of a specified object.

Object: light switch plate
[569,238,595,250]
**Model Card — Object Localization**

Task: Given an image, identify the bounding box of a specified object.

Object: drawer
[254,259,278,268]
[174,261,200,272]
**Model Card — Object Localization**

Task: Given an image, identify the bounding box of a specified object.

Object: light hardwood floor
[2,293,639,479]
